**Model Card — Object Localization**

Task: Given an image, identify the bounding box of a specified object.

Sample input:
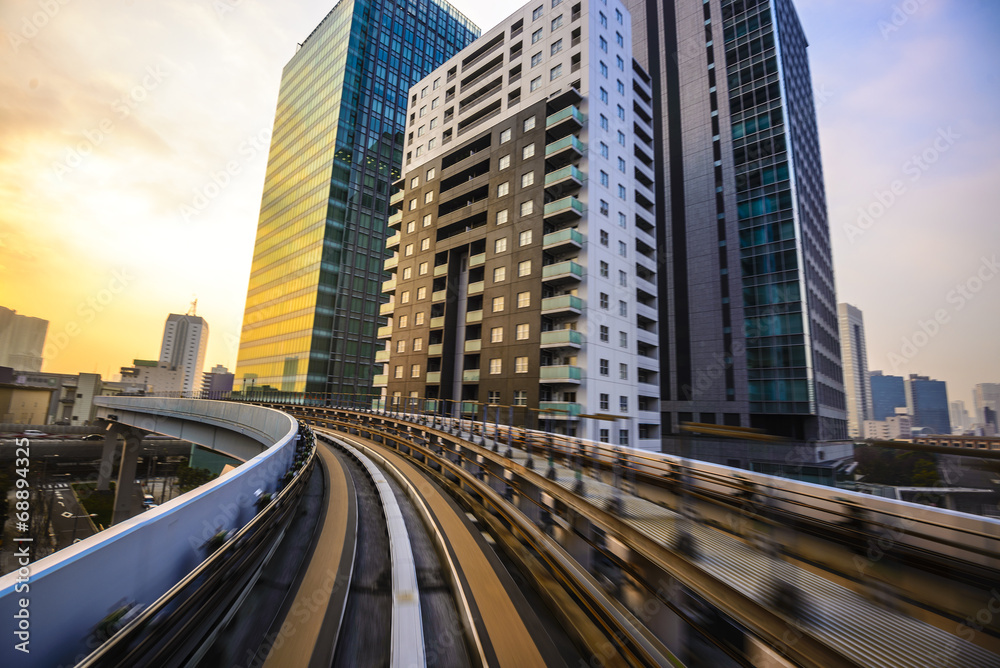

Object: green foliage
[176,465,216,493]
[73,482,115,529]
[854,446,941,487]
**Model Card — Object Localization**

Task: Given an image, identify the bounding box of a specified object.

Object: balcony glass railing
[430,316,445,328]
[543,196,584,218]
[463,369,480,382]
[388,211,402,226]
[539,329,584,346]
[432,289,447,302]
[541,260,583,280]
[540,294,584,312]
[470,253,486,267]
[427,343,444,356]
[374,349,391,362]
[545,135,585,157]
[379,302,395,316]
[464,339,482,352]
[544,165,584,187]
[539,401,583,417]
[466,310,483,323]
[386,232,401,248]
[426,371,442,384]
[467,281,484,294]
[543,228,584,248]
[376,325,393,339]
[546,105,585,128]
[373,374,388,386]
[434,263,449,276]
[539,365,582,381]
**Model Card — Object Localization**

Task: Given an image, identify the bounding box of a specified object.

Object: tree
[176,465,216,493]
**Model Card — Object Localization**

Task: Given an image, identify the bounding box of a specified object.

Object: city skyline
[1,0,998,408]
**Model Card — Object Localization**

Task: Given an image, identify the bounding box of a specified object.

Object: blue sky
[0,0,997,409]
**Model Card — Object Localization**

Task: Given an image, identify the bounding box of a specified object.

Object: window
[600,170,609,187]
[515,356,529,373]
[398,314,408,328]
[414,312,425,326]
[600,325,609,342]
[531,51,543,67]
[616,31,624,47]
[600,292,609,309]
[551,15,563,30]
[421,86,428,99]
[433,78,440,90]
[420,237,430,251]
[530,76,542,92]
[488,390,501,404]
[600,429,609,443]
[413,337,423,352]
[618,130,626,146]
[406,221,416,233]
[620,429,629,446]
[417,286,427,300]
[617,104,625,120]
[500,128,512,143]
[517,291,531,307]
[600,393,609,410]
[600,260,609,277]
[600,200,609,216]
[410,176,420,188]
[618,157,626,173]
[617,79,625,94]
[619,363,628,380]
[552,0,562,6]
[600,114,609,130]
[600,61,608,77]
[411,364,420,378]
[499,154,511,169]
[616,8,623,23]
[516,323,530,340]
[518,259,532,277]
[618,184,627,200]
[523,116,536,131]
[619,300,628,316]
[424,191,433,203]
[532,28,543,44]
[491,326,504,343]
[519,229,533,246]
[600,87,609,104]
[417,125,425,137]
[551,39,563,55]
[423,213,433,227]
[522,143,536,159]
[521,171,535,188]
[493,266,506,283]
[431,98,439,110]
[532,5,543,20]
[409,198,417,210]
[618,240,627,257]
[617,55,625,71]
[599,36,608,52]
[490,358,503,374]
[550,64,562,80]
[498,182,509,197]
[401,290,410,304]
[600,359,609,376]
[599,141,609,158]
[426,167,436,180]
[492,295,505,312]
[405,243,414,256]
[396,339,406,353]
[599,11,607,27]
[394,365,404,379]
[495,237,508,253]
[600,230,609,246]
[619,331,628,347]
[419,261,429,275]
[514,390,528,405]
[619,270,628,287]
[497,209,509,225]
[618,212,627,228]
[419,106,427,117]
[520,200,534,216]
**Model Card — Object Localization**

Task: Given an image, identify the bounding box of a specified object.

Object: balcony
[544,135,585,165]
[426,371,442,384]
[466,310,483,323]
[539,329,584,349]
[470,252,486,267]
[430,289,446,303]
[434,263,449,277]
[541,260,583,284]
[390,190,404,206]
[430,316,445,329]
[373,374,388,386]
[544,165,584,198]
[464,339,482,353]
[381,278,397,293]
[386,232,401,249]
[376,325,393,339]
[428,343,444,356]
[543,228,583,253]
[539,365,582,384]
[463,369,480,382]
[543,196,584,224]
[383,254,399,271]
[388,211,402,228]
[539,401,583,418]
[379,301,395,316]
[467,280,484,295]
[375,349,391,363]
[545,105,585,136]
[540,294,583,315]
[461,402,481,414]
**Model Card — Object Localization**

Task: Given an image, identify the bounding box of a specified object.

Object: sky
[0,0,997,408]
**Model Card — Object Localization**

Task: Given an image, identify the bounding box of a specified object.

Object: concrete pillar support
[111,428,147,526]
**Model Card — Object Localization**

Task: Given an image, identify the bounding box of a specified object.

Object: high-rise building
[949,399,970,433]
[201,364,235,399]
[622,0,847,443]
[837,303,872,439]
[905,374,950,436]
[0,306,48,372]
[973,383,1000,426]
[234,1,479,397]
[870,370,906,421]
[374,0,662,449]
[159,314,209,396]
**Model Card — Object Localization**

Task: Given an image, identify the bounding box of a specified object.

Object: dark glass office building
[870,371,906,421]
[624,0,847,443]
[235,0,478,397]
[906,374,951,435]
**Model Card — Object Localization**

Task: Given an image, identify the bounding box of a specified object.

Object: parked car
[82,433,105,441]
[20,429,48,438]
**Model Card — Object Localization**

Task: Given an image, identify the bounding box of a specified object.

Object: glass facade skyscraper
[906,374,951,435]
[624,0,847,443]
[235,0,478,397]
[870,371,906,421]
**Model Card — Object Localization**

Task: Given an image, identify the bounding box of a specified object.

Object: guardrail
[0,398,301,667]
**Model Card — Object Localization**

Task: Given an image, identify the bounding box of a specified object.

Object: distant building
[870,371,906,421]
[0,383,54,425]
[950,400,971,432]
[0,306,48,372]
[863,408,911,441]
[121,359,181,395]
[5,370,139,425]
[201,364,234,399]
[906,374,950,435]
[838,304,872,439]
[973,383,1000,426]
[155,314,209,396]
